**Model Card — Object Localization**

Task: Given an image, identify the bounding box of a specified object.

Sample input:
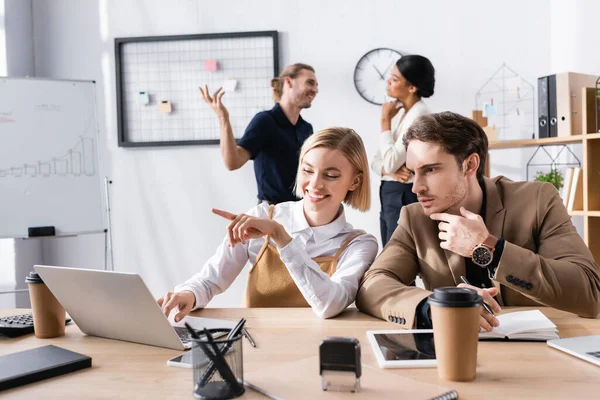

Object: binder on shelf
[548,74,558,137]
[537,76,550,138]
[537,73,598,137]
[556,73,598,137]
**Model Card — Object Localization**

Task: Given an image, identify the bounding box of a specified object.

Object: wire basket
[191,328,245,400]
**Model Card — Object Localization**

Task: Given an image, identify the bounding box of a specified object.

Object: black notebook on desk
[0,345,91,391]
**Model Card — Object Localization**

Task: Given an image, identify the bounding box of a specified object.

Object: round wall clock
[353,48,403,105]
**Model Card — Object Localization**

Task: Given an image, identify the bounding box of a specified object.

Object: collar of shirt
[288,200,348,244]
[479,178,487,220]
[391,99,429,140]
[272,103,304,128]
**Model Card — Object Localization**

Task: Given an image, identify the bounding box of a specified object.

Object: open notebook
[479,309,559,341]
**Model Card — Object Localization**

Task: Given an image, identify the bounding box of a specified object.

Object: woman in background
[372,55,435,247]
[158,127,378,319]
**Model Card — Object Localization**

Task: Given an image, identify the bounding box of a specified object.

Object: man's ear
[464,153,480,177]
[349,173,362,191]
[285,76,293,89]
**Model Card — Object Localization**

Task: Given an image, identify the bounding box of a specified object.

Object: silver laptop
[34,265,235,350]
[547,335,600,367]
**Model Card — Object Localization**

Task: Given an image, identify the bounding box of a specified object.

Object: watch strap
[483,234,499,249]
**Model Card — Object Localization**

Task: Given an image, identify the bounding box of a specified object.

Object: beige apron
[245,204,363,307]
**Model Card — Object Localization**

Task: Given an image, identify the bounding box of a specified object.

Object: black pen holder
[191,328,245,400]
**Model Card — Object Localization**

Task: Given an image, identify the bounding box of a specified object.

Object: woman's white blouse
[175,200,378,318]
[371,100,431,182]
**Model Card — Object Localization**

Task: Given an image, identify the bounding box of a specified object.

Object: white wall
[551,0,600,75]
[5,0,34,76]
[21,0,590,307]
[0,0,42,309]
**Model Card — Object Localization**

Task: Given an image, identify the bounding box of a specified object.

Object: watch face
[354,48,403,105]
[472,246,493,267]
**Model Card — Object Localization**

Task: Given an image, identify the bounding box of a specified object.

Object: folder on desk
[244,356,457,400]
[0,345,91,391]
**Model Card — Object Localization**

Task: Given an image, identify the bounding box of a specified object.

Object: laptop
[547,335,600,367]
[34,265,235,350]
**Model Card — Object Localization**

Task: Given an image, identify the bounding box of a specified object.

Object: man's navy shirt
[237,103,313,204]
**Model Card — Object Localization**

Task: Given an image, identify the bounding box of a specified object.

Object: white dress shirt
[371,100,431,182]
[175,200,378,319]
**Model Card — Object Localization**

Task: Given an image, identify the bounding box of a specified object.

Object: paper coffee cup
[428,287,482,382]
[26,271,66,338]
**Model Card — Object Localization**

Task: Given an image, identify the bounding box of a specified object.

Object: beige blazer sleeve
[355,208,432,329]
[493,183,600,318]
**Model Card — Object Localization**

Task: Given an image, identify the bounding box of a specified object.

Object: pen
[459,276,495,316]
[184,322,200,339]
[242,328,257,348]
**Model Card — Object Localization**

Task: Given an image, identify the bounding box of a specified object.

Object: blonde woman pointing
[159,128,378,319]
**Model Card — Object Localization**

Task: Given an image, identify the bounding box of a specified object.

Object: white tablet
[366,329,437,369]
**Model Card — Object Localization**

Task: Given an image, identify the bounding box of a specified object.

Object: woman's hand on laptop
[157,291,196,323]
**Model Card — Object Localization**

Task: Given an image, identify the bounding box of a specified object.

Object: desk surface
[1,307,599,399]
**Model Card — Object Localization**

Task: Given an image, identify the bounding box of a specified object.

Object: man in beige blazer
[356,112,600,331]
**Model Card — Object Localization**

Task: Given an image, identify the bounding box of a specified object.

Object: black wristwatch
[471,235,499,267]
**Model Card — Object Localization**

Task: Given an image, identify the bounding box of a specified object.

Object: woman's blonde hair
[270,63,315,102]
[295,127,371,212]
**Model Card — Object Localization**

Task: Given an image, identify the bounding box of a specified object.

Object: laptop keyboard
[586,351,600,359]
[173,326,193,343]
[173,326,227,343]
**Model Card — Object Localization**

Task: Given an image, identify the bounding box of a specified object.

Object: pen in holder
[188,324,245,400]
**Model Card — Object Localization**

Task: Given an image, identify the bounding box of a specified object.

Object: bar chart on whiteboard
[0,78,106,238]
[0,135,97,178]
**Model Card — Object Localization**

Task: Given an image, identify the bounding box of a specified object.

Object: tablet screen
[372,331,436,361]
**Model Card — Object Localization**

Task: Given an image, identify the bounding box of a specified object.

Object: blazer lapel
[444,248,466,285]
[484,177,507,305]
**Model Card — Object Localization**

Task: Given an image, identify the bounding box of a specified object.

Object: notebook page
[489,310,556,336]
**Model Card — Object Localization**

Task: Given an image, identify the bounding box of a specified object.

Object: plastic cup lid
[25,271,44,284]
[427,287,483,308]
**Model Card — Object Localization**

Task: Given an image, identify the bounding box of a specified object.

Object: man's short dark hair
[403,111,488,180]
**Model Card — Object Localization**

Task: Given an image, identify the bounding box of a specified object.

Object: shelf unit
[488,133,600,262]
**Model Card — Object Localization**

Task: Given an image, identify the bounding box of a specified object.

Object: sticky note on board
[223,79,238,92]
[204,59,218,71]
[484,103,497,117]
[138,92,150,105]
[159,100,172,113]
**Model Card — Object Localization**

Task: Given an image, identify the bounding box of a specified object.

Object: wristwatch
[471,235,499,267]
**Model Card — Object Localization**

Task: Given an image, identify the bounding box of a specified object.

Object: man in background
[200,63,318,204]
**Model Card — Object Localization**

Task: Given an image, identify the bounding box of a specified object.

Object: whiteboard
[0,77,106,238]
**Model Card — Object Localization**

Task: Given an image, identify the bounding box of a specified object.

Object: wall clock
[353,48,403,105]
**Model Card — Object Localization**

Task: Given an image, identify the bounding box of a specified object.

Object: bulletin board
[115,31,279,147]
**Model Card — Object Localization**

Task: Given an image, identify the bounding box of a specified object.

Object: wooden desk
[1,307,599,399]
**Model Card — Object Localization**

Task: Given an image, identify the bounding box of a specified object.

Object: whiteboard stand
[104,177,115,271]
